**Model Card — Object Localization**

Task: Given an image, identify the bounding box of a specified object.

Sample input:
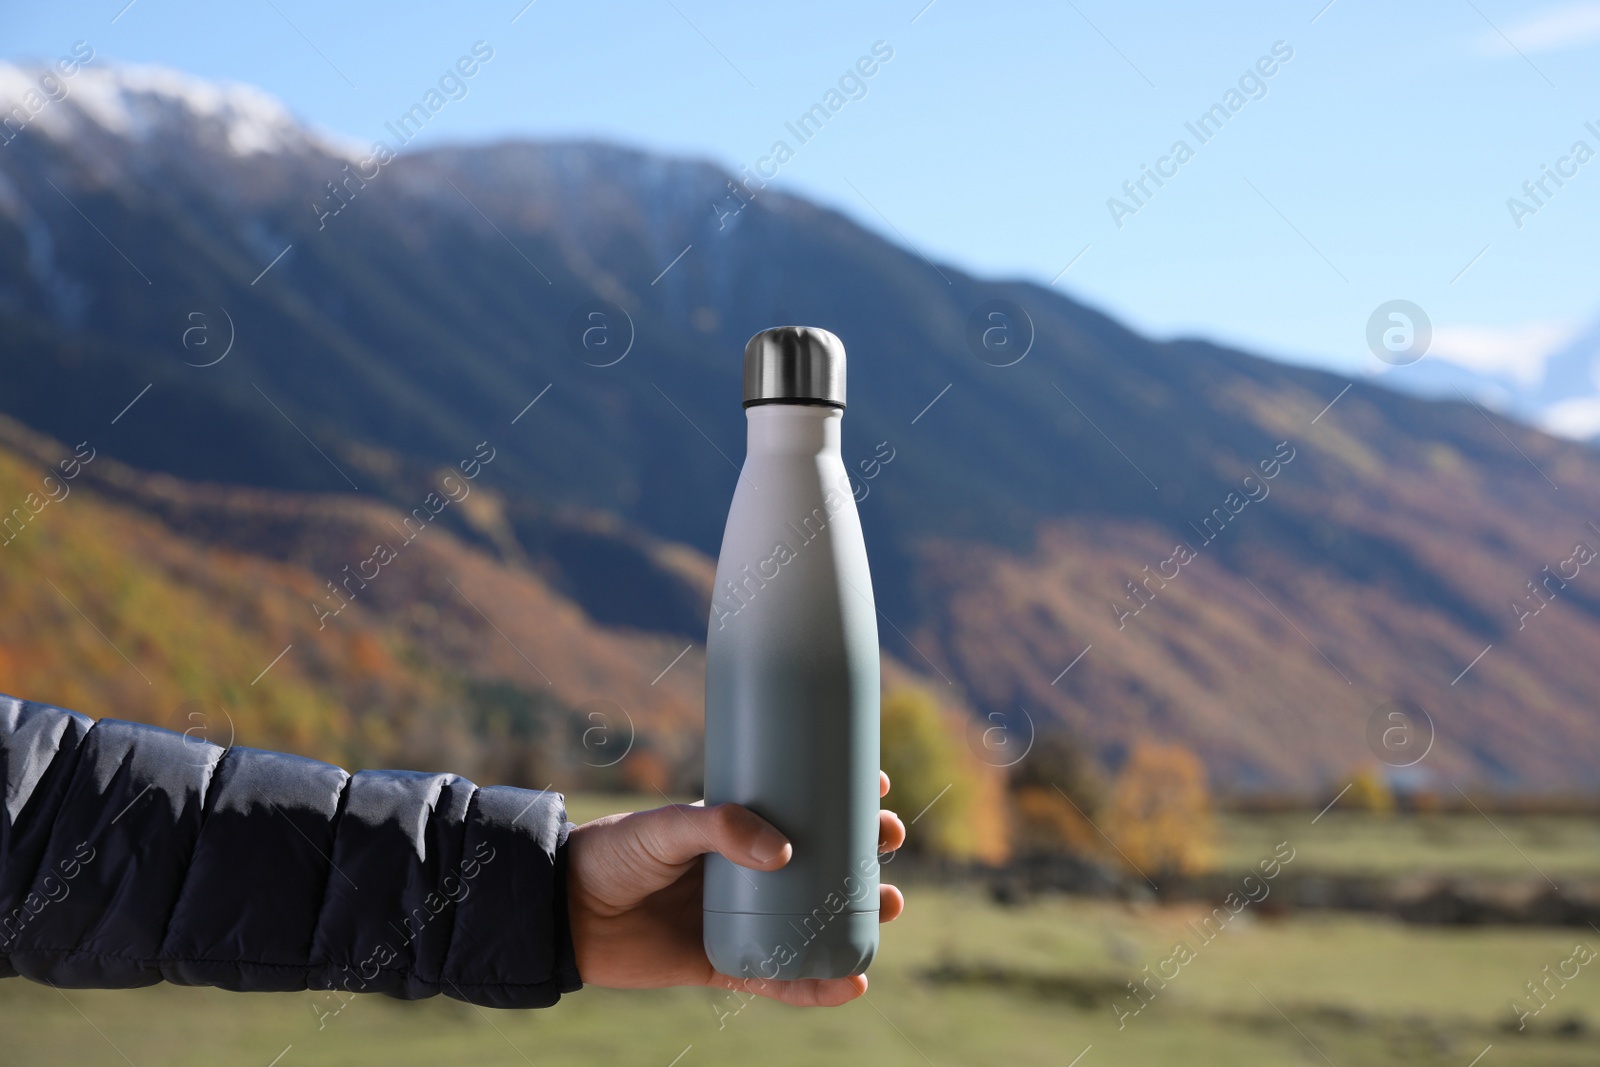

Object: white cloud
[1427,321,1576,387]
[1540,396,1600,439]
[1477,2,1600,56]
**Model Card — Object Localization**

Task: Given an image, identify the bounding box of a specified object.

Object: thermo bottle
[702,326,881,981]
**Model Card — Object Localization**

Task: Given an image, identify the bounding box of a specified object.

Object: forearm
[0,694,581,1008]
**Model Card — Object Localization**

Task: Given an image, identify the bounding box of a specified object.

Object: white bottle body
[702,403,881,980]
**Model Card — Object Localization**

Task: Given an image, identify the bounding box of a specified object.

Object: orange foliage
[1009,784,1100,855]
[1102,740,1216,877]
[348,633,393,678]
[0,443,432,770]
[620,749,672,795]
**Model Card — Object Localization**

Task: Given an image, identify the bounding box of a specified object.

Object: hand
[566,771,907,1007]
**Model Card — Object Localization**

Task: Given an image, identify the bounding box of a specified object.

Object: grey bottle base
[704,909,879,980]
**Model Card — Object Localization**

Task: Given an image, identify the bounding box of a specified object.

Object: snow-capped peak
[0,60,355,159]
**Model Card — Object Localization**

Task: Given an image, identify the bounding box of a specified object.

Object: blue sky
[5,0,1599,380]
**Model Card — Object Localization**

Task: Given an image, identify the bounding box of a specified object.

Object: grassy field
[1217,810,1600,880]
[571,798,1600,881]
[3,806,1598,1066]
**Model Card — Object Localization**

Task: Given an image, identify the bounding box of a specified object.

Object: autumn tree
[1007,731,1104,856]
[1102,740,1216,878]
[1343,765,1396,816]
[881,685,1006,862]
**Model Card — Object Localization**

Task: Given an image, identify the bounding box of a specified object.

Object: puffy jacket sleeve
[0,694,583,1008]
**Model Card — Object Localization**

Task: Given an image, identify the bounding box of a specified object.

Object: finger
[629,802,791,873]
[713,971,868,1007]
[878,810,905,853]
[879,883,904,922]
[880,771,890,798]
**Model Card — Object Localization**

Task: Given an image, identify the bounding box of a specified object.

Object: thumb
[630,802,792,873]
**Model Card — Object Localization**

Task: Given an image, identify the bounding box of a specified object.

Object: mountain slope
[2,64,1598,787]
[0,414,959,792]
[0,415,704,787]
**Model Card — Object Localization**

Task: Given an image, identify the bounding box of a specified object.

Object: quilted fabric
[0,694,581,1008]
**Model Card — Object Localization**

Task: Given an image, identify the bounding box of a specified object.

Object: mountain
[0,414,707,790]
[0,408,964,796]
[3,63,1599,789]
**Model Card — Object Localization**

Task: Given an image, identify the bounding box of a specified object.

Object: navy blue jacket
[0,694,582,1008]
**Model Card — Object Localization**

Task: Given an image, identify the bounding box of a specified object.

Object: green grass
[569,796,1600,880]
[564,793,685,825]
[1216,811,1600,878]
[4,888,1597,1066]
[5,805,1598,1065]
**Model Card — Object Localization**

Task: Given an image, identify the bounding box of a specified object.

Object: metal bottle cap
[743,326,846,408]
